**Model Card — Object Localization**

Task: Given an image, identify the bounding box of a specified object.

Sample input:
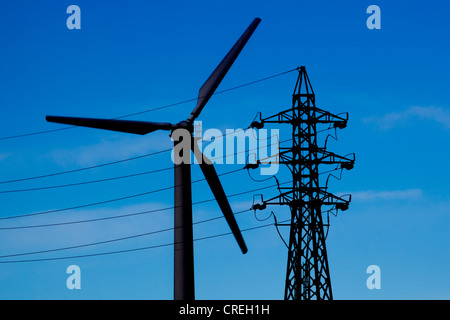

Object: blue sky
[0,0,449,299]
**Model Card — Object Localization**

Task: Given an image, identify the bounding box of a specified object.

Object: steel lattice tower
[251,66,354,300]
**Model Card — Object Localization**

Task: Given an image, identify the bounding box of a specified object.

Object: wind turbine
[46,18,261,300]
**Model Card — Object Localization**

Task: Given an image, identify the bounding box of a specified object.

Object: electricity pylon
[251,66,355,300]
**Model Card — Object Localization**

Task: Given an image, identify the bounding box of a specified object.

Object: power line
[0,218,291,264]
[0,134,290,227]
[0,147,172,185]
[0,167,243,221]
[0,137,290,192]
[0,208,252,259]
[0,181,291,229]
[0,166,173,194]
[0,130,291,189]
[0,68,299,141]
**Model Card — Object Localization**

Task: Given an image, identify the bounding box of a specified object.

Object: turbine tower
[46,18,261,300]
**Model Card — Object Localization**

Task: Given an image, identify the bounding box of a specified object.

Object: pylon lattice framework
[251,66,355,300]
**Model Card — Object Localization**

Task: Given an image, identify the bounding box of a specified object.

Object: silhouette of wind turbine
[46,18,261,300]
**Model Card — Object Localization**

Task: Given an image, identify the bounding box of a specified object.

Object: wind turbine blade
[192,143,248,254]
[188,18,261,122]
[46,116,174,135]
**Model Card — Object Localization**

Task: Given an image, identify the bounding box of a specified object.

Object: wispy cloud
[230,200,254,211]
[49,134,172,167]
[0,153,11,162]
[0,201,173,256]
[363,106,450,130]
[349,189,423,201]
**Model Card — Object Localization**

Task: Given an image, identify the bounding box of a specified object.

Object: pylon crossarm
[319,190,351,207]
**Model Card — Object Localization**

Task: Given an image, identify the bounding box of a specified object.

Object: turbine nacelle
[175,120,192,131]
